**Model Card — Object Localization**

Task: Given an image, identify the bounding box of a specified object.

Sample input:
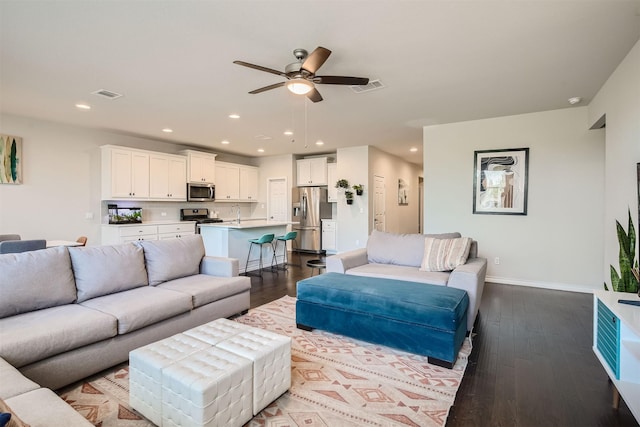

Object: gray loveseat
[326,230,487,331]
[0,234,251,426]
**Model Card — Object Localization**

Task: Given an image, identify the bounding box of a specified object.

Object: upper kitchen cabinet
[215,161,259,202]
[297,157,328,186]
[239,165,259,202]
[101,146,150,200]
[327,162,337,202]
[182,150,216,183]
[149,153,187,200]
[215,162,240,200]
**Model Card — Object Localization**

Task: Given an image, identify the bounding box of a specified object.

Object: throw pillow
[420,237,472,272]
[0,399,30,427]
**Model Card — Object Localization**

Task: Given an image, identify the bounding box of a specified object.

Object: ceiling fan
[233,46,369,103]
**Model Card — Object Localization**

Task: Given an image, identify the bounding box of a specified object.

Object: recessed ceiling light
[257,148,265,153]
[316,140,324,146]
[568,96,582,105]
[284,130,293,136]
[410,147,418,152]
[75,103,91,110]
[221,140,230,145]
[229,114,240,119]
[162,128,173,133]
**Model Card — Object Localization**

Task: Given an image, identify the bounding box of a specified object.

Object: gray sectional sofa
[326,230,487,331]
[0,234,251,426]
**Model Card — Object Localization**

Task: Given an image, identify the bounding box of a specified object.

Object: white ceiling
[1,1,639,166]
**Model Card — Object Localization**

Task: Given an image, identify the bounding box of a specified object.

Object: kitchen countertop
[198,220,295,230]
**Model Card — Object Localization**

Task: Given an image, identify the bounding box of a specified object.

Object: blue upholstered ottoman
[296,272,469,368]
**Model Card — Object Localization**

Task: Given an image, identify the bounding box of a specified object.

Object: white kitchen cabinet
[239,165,259,202]
[102,222,196,244]
[101,146,150,200]
[182,150,216,183]
[322,219,337,253]
[157,223,196,240]
[327,163,338,202]
[215,162,258,202]
[149,153,187,200]
[297,157,328,186]
[215,162,240,200]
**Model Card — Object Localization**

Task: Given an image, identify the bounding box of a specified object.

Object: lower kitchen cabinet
[102,222,196,244]
[321,220,336,253]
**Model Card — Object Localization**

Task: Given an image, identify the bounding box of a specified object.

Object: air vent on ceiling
[91,89,123,99]
[350,79,384,93]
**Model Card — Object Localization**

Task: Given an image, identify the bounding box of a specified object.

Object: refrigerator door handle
[302,194,307,220]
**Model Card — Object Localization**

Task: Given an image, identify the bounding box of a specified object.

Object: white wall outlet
[161,212,167,217]
[84,212,94,220]
[494,257,500,265]
[359,207,364,214]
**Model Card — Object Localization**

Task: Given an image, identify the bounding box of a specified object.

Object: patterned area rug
[58,296,471,426]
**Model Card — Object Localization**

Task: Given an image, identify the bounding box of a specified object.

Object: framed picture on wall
[473,148,529,215]
[0,134,22,185]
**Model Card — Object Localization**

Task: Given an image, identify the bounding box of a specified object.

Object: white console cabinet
[593,290,640,422]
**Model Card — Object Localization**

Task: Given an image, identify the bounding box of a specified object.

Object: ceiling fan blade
[233,60,287,77]
[315,75,369,85]
[249,82,286,94]
[306,87,323,103]
[301,47,331,74]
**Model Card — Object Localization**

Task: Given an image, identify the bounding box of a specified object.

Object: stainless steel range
[180,208,223,233]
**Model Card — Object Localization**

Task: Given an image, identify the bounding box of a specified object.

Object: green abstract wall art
[0,134,22,184]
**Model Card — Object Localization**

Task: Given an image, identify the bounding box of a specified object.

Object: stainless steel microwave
[187,182,215,202]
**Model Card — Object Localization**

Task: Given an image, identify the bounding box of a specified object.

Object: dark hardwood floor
[250,254,639,427]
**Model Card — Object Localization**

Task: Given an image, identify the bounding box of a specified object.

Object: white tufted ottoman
[130,334,211,425]
[129,318,291,426]
[161,346,253,427]
[207,319,291,415]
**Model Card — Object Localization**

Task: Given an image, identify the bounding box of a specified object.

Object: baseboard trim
[486,275,599,294]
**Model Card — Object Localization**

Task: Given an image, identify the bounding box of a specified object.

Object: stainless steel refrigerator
[292,187,332,253]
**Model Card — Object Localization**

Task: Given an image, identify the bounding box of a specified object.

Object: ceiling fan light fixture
[286,78,313,95]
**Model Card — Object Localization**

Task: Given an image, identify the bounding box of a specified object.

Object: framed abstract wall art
[0,134,22,184]
[473,148,529,215]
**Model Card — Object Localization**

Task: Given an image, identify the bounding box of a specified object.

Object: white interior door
[373,175,386,232]
[268,177,288,221]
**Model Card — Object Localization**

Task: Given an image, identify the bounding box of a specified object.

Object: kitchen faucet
[234,204,241,224]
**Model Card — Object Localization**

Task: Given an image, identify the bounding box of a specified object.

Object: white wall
[588,40,640,286]
[335,146,370,251]
[423,107,605,292]
[369,146,422,234]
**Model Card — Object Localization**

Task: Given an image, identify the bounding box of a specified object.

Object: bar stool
[272,231,299,270]
[244,233,275,277]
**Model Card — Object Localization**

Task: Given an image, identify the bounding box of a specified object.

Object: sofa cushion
[69,243,149,303]
[0,305,117,368]
[6,388,93,426]
[80,287,193,334]
[0,247,76,319]
[366,230,462,267]
[347,263,450,286]
[0,358,39,400]
[420,237,472,272]
[138,235,205,286]
[0,398,29,427]
[158,274,251,308]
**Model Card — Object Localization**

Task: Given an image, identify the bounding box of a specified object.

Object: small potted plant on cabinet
[352,184,364,196]
[345,190,354,205]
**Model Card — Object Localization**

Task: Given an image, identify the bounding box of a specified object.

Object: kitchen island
[199,220,292,274]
